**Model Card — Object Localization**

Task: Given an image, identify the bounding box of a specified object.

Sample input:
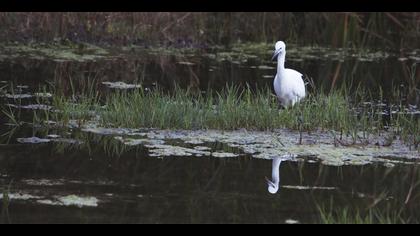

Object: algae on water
[79,126,419,167]
[1,43,109,62]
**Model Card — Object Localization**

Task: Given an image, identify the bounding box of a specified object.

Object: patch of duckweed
[285,219,300,224]
[34,93,53,98]
[202,42,406,65]
[0,42,415,66]
[211,151,239,158]
[17,137,51,144]
[0,43,109,62]
[16,136,82,145]
[281,185,337,190]
[0,192,42,201]
[102,82,142,89]
[36,195,98,208]
[22,179,65,186]
[2,94,32,99]
[193,146,212,151]
[145,144,211,157]
[177,61,196,66]
[6,103,54,111]
[133,45,198,57]
[57,195,98,208]
[2,92,53,99]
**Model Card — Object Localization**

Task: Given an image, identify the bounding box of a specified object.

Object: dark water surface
[1,144,419,224]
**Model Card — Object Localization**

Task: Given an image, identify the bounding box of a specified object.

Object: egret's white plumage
[266,157,282,194]
[272,41,306,106]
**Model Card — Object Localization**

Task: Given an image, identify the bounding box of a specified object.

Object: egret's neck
[277,53,286,74]
[271,158,282,184]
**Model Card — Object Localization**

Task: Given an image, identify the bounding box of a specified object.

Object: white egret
[266,157,282,194]
[272,41,306,107]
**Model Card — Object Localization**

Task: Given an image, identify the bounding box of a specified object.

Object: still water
[0,43,419,223]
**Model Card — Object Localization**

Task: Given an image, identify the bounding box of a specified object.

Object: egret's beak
[272,49,281,61]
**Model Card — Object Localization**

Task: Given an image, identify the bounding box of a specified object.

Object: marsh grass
[2,83,419,150]
[99,85,357,131]
[96,84,418,147]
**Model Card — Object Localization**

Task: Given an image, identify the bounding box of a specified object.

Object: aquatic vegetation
[52,195,98,208]
[0,43,110,62]
[17,137,51,144]
[1,93,52,99]
[3,84,419,154]
[47,125,419,166]
[284,219,299,224]
[282,185,337,190]
[0,40,408,68]
[0,192,99,208]
[102,82,142,89]
[16,136,82,145]
[81,86,419,148]
[6,104,53,111]
[2,94,32,99]
[210,151,238,158]
[0,192,42,201]
[227,42,395,63]
[146,144,211,157]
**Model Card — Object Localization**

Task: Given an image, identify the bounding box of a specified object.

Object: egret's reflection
[266,157,282,194]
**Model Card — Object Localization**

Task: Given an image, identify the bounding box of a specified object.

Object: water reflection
[1,144,420,223]
[266,157,282,194]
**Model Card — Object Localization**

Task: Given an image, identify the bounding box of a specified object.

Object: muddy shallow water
[1,43,419,223]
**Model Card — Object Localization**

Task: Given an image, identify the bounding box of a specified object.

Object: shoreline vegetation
[2,84,419,152]
[0,13,418,50]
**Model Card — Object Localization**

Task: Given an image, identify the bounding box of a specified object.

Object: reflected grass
[318,205,408,224]
[317,164,420,224]
[1,181,12,224]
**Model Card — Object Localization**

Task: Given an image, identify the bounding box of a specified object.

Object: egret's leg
[297,110,304,145]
